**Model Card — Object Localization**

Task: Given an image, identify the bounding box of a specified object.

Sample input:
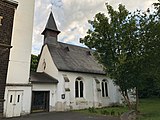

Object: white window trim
[101,80,108,97]
[75,78,84,98]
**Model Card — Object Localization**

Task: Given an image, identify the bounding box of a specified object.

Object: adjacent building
[3,0,35,118]
[0,0,18,116]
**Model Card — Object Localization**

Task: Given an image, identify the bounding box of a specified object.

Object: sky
[32,0,157,55]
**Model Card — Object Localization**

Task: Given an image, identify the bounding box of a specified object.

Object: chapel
[30,12,122,112]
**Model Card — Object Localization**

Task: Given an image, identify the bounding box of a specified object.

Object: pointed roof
[42,12,60,35]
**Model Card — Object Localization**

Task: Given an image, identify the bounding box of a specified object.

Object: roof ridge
[47,41,91,51]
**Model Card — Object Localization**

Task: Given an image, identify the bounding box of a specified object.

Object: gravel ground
[1,111,120,120]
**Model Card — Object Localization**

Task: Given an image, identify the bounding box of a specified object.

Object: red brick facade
[0,0,17,113]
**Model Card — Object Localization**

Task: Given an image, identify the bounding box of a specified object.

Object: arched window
[101,79,108,97]
[42,59,46,70]
[75,77,84,98]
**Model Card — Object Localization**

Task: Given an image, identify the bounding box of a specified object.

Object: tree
[137,0,160,98]
[30,54,39,72]
[80,2,160,111]
[139,77,160,98]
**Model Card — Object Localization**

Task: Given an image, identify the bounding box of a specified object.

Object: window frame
[101,79,108,97]
[75,77,84,98]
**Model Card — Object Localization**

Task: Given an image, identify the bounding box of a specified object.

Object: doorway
[31,91,49,112]
[6,90,23,117]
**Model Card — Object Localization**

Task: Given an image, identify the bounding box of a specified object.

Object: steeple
[42,12,60,45]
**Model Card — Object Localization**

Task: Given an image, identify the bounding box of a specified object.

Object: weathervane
[50,0,62,9]
[50,0,54,12]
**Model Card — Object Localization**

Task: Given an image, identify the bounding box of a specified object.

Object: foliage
[30,54,39,72]
[88,107,97,113]
[137,0,160,98]
[77,106,128,116]
[139,78,160,98]
[100,109,110,115]
[80,1,160,111]
[88,107,122,116]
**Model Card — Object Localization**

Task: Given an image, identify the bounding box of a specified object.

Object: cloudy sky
[32,0,157,55]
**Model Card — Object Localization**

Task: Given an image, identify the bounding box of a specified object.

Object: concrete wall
[4,0,35,117]
[6,0,35,84]
[59,71,122,110]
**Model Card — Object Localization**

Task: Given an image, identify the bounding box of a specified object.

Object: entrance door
[31,91,49,112]
[6,91,23,117]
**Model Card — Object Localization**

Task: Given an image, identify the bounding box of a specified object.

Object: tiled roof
[47,42,105,75]
[30,72,58,84]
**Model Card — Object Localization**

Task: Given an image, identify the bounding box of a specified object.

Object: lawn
[138,98,160,120]
[75,98,160,120]
[75,105,128,117]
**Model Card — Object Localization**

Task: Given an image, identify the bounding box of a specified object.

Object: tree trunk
[121,90,132,110]
[135,87,139,112]
[125,89,132,110]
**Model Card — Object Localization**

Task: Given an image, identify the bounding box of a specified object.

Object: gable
[37,45,59,78]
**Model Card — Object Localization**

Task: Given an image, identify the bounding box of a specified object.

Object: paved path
[2,112,120,120]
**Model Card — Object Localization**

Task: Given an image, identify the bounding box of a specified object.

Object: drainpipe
[92,78,95,107]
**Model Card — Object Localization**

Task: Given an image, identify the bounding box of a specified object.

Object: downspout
[92,78,95,107]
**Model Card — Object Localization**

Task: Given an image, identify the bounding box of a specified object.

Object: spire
[42,12,60,45]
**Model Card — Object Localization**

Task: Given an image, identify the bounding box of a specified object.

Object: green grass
[138,98,160,120]
[75,106,128,116]
[75,98,160,120]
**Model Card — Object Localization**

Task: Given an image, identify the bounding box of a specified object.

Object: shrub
[100,109,110,115]
[111,110,115,115]
[88,107,97,113]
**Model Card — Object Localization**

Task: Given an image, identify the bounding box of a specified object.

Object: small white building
[30,12,122,113]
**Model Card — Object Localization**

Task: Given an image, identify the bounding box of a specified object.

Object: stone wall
[0,0,17,114]
[120,110,137,120]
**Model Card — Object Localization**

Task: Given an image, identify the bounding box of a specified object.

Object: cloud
[32,0,157,55]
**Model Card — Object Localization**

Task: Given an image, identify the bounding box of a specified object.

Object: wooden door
[31,91,49,112]
[6,91,23,117]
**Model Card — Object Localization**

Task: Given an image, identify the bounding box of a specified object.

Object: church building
[30,12,122,112]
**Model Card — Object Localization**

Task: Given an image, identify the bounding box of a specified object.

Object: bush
[100,109,110,115]
[88,107,97,113]
[111,110,115,115]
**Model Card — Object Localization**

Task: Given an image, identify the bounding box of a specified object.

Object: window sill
[75,97,86,100]
[75,98,87,105]
[101,96,110,99]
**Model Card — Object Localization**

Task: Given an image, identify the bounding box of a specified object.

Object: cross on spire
[50,0,63,8]
[50,0,54,11]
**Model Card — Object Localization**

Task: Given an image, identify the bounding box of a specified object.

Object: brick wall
[0,0,17,114]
